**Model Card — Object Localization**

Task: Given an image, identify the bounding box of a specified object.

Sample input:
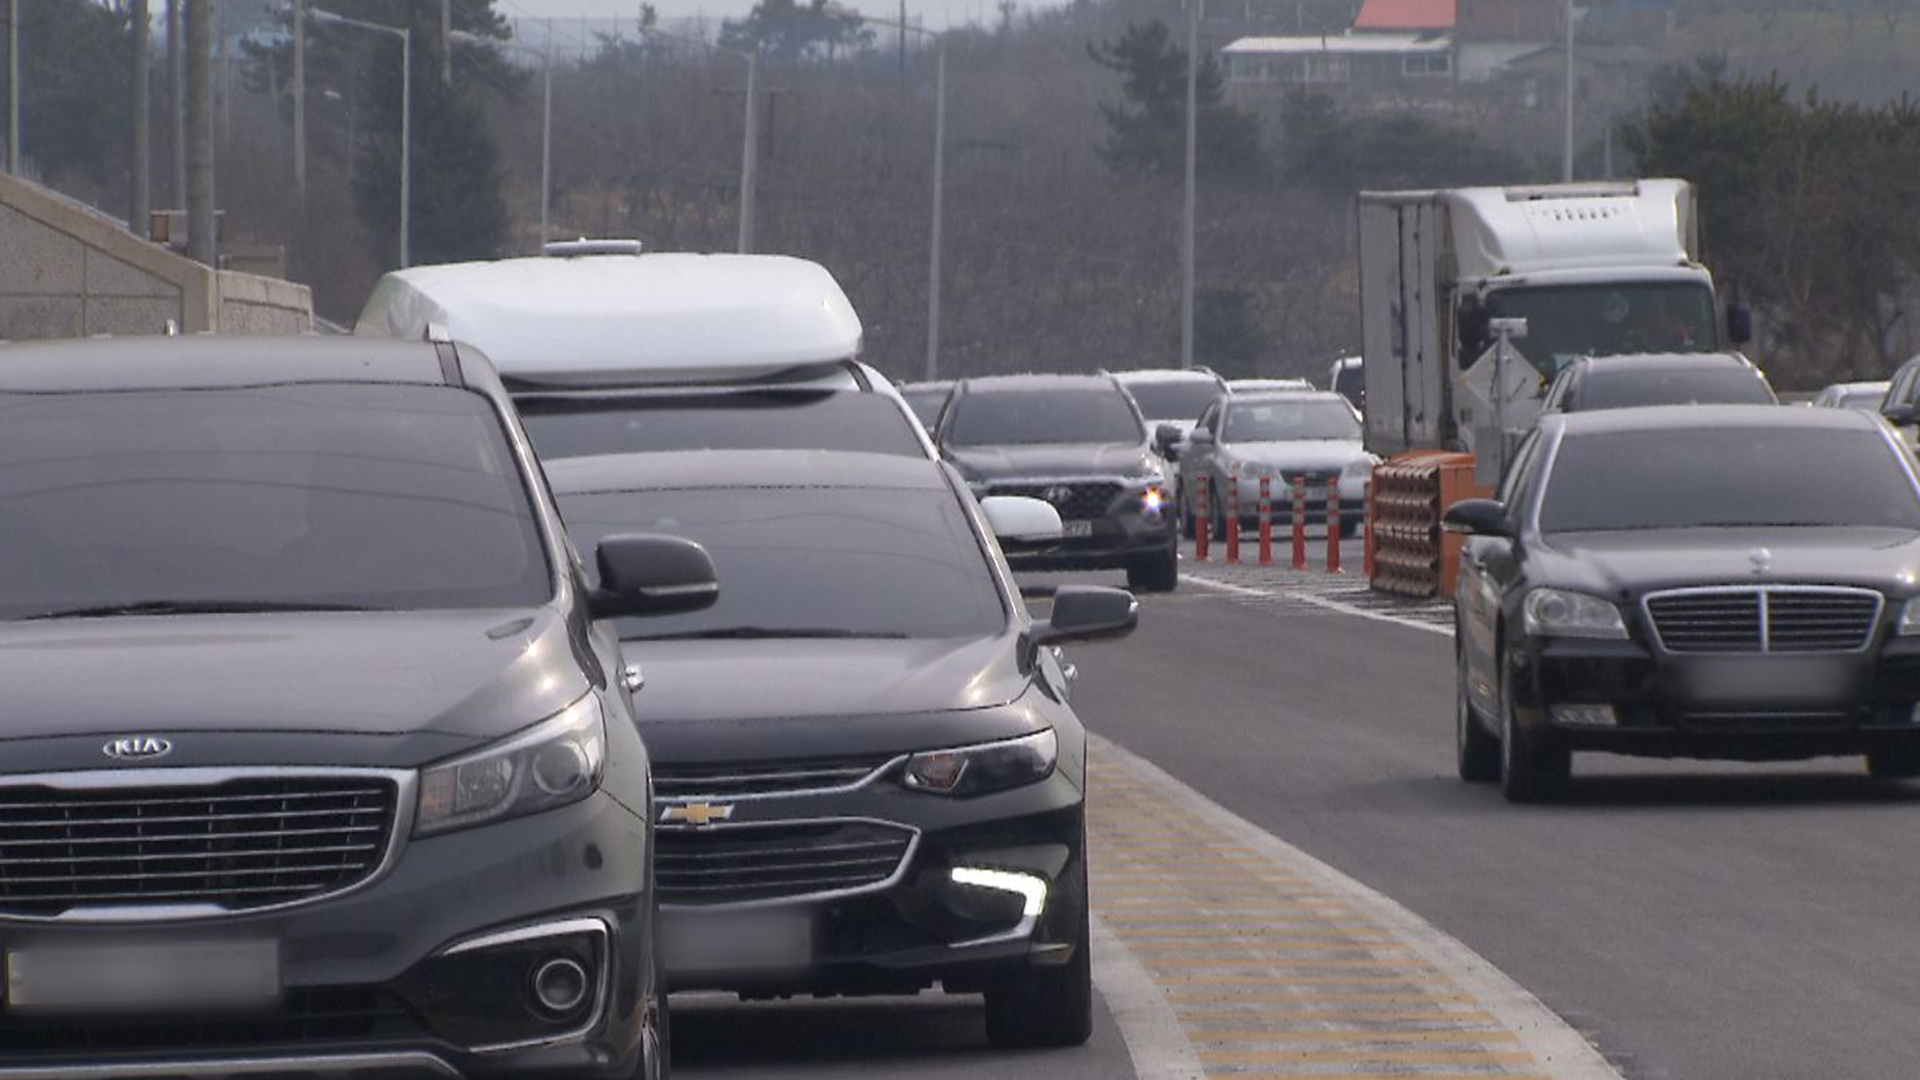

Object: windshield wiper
[626,626,911,641]
[22,599,382,621]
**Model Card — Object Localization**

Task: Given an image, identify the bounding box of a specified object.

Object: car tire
[1868,743,1920,780]
[1128,549,1179,593]
[1498,654,1569,803]
[1180,484,1197,541]
[983,881,1093,1049]
[1456,649,1499,784]
[635,903,673,1080]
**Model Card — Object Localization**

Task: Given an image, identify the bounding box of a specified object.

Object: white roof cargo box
[1441,179,1699,278]
[353,251,863,385]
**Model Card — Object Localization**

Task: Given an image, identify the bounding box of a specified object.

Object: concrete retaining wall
[0,173,312,340]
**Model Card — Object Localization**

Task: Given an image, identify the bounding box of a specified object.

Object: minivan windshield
[1539,427,1920,533]
[560,485,1006,640]
[1124,380,1223,421]
[945,388,1143,446]
[0,385,552,620]
[1226,399,1362,442]
[515,390,926,459]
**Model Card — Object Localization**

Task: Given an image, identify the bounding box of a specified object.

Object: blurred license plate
[664,912,811,974]
[1060,520,1094,538]
[1685,658,1851,704]
[7,941,279,1010]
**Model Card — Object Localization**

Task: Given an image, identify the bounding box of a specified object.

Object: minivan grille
[0,777,398,918]
[657,820,915,907]
[653,756,897,799]
[1646,588,1882,654]
[986,482,1123,521]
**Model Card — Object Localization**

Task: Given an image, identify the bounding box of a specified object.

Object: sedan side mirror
[1033,585,1138,647]
[982,496,1064,554]
[1154,423,1184,457]
[1442,498,1515,539]
[1884,401,1917,426]
[1726,304,1754,346]
[589,534,719,619]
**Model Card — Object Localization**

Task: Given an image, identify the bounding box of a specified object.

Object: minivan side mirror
[981,496,1064,554]
[1885,400,1917,426]
[1726,304,1754,346]
[1033,585,1138,647]
[1184,427,1214,449]
[1442,498,1515,539]
[589,534,719,619]
[1154,423,1184,457]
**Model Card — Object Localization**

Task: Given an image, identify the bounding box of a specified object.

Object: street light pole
[738,47,758,253]
[926,38,944,381]
[1180,0,1199,370]
[8,0,20,175]
[292,0,305,195]
[308,8,410,266]
[1561,0,1574,183]
[131,0,151,226]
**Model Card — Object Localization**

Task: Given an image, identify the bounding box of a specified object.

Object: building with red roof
[1353,0,1458,33]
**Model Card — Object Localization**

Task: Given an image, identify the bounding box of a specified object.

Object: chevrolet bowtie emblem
[660,802,736,827]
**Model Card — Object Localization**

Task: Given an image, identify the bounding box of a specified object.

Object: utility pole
[186,0,215,266]
[1180,0,1199,370]
[170,0,185,203]
[131,0,151,229]
[217,0,229,140]
[439,0,450,84]
[1561,0,1574,183]
[897,0,905,78]
[926,38,945,381]
[738,48,758,254]
[8,0,20,175]
[292,0,305,195]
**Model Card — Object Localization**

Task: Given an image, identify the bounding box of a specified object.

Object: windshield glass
[1579,367,1776,410]
[1481,284,1719,375]
[1539,427,1920,533]
[946,388,1144,446]
[1842,389,1888,410]
[560,486,1006,640]
[515,390,925,459]
[1124,380,1224,421]
[901,386,951,427]
[0,385,551,619]
[1226,399,1362,442]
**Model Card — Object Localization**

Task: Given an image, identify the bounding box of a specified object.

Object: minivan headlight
[902,730,1057,797]
[416,695,606,837]
[1523,588,1628,640]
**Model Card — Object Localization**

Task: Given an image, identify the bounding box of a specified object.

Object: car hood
[1533,527,1920,597]
[945,442,1155,481]
[625,635,1040,761]
[0,609,589,760]
[1217,439,1368,472]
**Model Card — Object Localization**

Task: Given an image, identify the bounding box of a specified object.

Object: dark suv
[0,337,713,1080]
[937,375,1178,591]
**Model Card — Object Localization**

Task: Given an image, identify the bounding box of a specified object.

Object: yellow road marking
[1177,1010,1499,1024]
[1201,1049,1535,1065]
[1186,1029,1520,1043]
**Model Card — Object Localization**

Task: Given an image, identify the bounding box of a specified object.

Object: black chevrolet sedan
[1448,406,1920,802]
[0,337,712,1079]
[547,449,1136,1048]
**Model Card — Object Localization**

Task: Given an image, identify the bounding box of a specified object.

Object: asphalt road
[1069,573,1920,1080]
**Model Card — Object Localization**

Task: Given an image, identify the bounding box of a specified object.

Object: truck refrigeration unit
[1356,179,1750,484]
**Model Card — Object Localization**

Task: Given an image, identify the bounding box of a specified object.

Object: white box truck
[1356,180,1749,476]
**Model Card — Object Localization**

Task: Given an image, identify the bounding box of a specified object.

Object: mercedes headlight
[1523,588,1628,641]
[416,695,606,836]
[902,730,1057,797]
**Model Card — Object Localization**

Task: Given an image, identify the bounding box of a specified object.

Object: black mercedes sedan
[1448,406,1920,802]
[0,337,713,1079]
[546,449,1137,1048]
[936,374,1178,592]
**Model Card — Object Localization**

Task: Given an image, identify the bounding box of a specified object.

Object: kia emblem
[103,736,173,762]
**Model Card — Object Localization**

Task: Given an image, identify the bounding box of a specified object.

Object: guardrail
[1366,451,1489,599]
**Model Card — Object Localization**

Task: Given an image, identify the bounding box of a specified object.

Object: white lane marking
[1091,912,1206,1080]
[1092,733,1623,1080]
[1183,571,1455,638]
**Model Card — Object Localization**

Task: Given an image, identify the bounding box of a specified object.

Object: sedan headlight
[416,695,607,837]
[1898,598,1920,636]
[1341,457,1377,481]
[1523,588,1628,640]
[902,729,1057,797]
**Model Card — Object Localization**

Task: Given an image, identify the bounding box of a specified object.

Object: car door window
[1497,430,1542,508]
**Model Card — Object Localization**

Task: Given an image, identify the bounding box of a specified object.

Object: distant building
[1222,33,1455,89]
[1353,0,1457,33]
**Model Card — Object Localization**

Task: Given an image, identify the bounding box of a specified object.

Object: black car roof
[0,335,451,392]
[1549,404,1879,437]
[1572,353,1756,377]
[546,449,953,495]
[957,373,1121,393]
